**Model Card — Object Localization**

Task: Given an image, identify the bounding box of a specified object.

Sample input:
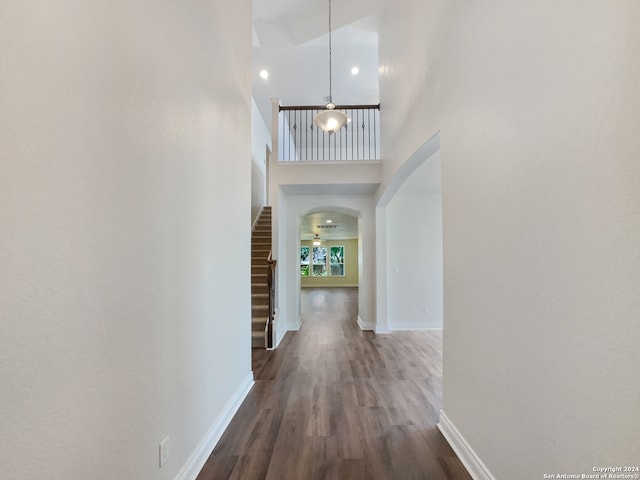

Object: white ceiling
[253,0,389,47]
[252,0,387,130]
[280,183,379,196]
[300,211,359,240]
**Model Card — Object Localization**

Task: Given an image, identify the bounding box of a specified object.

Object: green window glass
[330,246,344,276]
[300,246,310,277]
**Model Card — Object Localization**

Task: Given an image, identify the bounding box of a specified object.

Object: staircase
[251,206,273,348]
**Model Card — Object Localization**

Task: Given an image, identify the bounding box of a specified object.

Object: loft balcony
[274,102,381,163]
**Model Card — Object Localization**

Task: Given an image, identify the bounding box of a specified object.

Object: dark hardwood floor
[197,287,471,480]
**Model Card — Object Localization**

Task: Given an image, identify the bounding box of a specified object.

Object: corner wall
[387,192,443,329]
[0,1,253,479]
[379,0,640,478]
[251,98,271,223]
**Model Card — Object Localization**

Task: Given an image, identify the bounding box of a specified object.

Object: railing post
[266,255,276,349]
[270,98,280,163]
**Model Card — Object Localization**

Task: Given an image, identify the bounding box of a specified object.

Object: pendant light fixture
[313,0,348,134]
[312,234,322,246]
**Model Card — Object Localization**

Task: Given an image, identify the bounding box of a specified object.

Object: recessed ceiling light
[326,219,333,223]
[351,66,359,76]
[259,69,269,80]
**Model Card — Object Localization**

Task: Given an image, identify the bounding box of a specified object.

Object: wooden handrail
[279,103,380,111]
[266,251,276,349]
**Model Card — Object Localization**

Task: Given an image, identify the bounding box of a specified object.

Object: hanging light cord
[328,0,333,104]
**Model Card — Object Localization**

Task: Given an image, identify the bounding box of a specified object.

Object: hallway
[197,288,471,480]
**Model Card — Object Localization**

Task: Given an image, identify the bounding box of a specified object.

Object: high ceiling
[253,0,388,47]
[252,0,389,130]
[252,0,386,241]
[252,1,440,242]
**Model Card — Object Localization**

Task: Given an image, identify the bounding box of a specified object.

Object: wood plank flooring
[197,287,471,480]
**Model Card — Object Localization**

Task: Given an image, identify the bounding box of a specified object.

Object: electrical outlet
[159,436,170,468]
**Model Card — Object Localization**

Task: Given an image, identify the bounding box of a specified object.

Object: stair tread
[251,207,274,350]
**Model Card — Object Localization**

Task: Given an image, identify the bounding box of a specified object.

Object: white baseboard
[437,410,495,480]
[389,322,443,331]
[374,324,391,334]
[274,328,287,348]
[176,372,254,480]
[357,315,375,331]
[289,316,302,331]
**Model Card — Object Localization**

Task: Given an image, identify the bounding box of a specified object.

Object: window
[312,246,327,276]
[300,246,310,277]
[300,245,345,277]
[330,246,345,276]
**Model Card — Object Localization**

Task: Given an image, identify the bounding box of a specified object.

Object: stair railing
[278,104,381,162]
[266,251,276,349]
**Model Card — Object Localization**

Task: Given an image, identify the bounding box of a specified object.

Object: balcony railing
[278,104,380,162]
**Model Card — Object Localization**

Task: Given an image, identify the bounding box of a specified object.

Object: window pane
[312,246,327,265]
[312,264,327,276]
[300,247,309,265]
[329,246,344,276]
[330,264,344,276]
[330,246,344,265]
[300,247,311,277]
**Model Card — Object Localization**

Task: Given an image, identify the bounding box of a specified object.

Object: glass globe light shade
[314,105,348,134]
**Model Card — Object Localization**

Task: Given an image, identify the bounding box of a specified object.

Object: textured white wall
[251,98,271,223]
[0,1,252,479]
[274,187,290,346]
[379,0,640,478]
[387,192,443,329]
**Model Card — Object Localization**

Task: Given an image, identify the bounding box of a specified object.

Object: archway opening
[297,207,360,329]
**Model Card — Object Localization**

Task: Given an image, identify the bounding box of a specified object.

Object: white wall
[274,187,293,345]
[251,98,271,222]
[379,0,640,478]
[387,193,443,329]
[0,1,252,479]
